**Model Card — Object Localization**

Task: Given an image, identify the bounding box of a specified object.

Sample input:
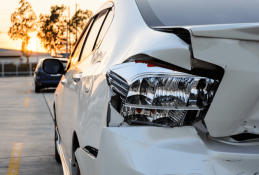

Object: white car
[42,0,259,174]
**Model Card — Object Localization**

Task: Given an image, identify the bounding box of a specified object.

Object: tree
[8,0,37,63]
[37,5,67,56]
[68,9,92,47]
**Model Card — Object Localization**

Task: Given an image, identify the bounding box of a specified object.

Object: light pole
[36,40,38,63]
[68,6,71,54]
[75,3,80,42]
[66,24,68,58]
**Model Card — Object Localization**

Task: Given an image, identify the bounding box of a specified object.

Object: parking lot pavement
[0,77,63,175]
[43,90,55,118]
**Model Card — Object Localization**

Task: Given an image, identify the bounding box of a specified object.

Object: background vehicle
[43,0,259,175]
[34,58,68,93]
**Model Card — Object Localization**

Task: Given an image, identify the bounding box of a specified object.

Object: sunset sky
[0,0,107,53]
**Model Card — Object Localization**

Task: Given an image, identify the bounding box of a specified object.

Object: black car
[34,58,68,93]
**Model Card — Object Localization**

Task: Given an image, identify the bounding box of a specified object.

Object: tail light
[107,61,219,127]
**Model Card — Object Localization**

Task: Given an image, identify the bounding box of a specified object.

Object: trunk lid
[155,23,259,137]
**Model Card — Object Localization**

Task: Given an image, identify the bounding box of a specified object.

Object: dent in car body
[190,23,259,42]
[76,127,259,175]
[189,26,259,137]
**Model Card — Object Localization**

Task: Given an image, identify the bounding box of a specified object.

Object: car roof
[39,57,69,62]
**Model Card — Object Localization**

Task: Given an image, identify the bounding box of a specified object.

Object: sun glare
[27,43,36,51]
[27,32,38,52]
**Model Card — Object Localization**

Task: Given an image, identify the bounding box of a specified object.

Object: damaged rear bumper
[76,127,259,175]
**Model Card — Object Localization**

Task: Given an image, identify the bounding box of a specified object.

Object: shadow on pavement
[41,88,56,93]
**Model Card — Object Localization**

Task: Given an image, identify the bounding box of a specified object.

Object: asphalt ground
[0,77,63,175]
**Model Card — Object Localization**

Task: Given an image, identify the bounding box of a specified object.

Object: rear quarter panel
[74,0,194,149]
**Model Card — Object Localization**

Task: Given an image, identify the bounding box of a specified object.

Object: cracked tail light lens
[107,71,130,97]
[107,65,219,127]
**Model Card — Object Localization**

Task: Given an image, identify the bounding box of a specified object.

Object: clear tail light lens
[107,62,219,127]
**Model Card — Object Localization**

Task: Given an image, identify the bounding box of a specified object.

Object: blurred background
[0,0,106,76]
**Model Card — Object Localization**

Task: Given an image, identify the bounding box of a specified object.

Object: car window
[70,27,90,66]
[66,19,93,70]
[94,8,114,50]
[79,9,109,62]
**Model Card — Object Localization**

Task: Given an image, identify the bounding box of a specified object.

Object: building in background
[0,48,51,64]
[0,48,53,77]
